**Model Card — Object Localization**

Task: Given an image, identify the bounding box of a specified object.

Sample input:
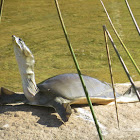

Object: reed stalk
[54,0,103,139]
[100,0,140,75]
[104,26,140,101]
[103,25,119,128]
[0,0,4,23]
[125,0,140,35]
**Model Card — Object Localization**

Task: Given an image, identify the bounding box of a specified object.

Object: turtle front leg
[50,97,72,122]
[0,87,27,105]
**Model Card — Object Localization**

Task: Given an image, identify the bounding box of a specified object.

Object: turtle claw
[53,102,72,122]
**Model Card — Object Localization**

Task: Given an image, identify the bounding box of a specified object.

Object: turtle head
[12,35,35,66]
[12,35,34,58]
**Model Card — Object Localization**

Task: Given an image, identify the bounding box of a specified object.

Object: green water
[0,0,140,90]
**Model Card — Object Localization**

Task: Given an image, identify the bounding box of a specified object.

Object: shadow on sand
[0,104,64,127]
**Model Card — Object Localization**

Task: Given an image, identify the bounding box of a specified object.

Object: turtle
[0,35,139,122]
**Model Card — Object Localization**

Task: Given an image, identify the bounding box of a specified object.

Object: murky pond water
[0,0,140,90]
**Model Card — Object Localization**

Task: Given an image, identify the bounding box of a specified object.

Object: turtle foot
[53,102,72,122]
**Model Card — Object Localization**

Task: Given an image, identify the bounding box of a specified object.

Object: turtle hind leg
[0,87,28,105]
[51,100,72,122]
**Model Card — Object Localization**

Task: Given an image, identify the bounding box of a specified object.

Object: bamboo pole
[103,25,119,128]
[100,0,140,75]
[125,0,140,35]
[104,26,140,101]
[0,0,4,23]
[54,0,103,139]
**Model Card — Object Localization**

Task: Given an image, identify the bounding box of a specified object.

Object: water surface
[0,0,140,90]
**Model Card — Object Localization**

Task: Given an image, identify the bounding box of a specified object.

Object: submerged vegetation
[0,0,140,91]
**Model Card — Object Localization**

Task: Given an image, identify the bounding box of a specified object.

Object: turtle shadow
[0,104,63,127]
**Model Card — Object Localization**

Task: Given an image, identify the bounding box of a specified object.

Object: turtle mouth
[12,35,16,43]
[12,35,23,51]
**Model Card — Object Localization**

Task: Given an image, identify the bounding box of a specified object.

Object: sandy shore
[0,82,140,140]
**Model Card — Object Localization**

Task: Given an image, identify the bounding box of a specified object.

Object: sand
[0,82,140,140]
